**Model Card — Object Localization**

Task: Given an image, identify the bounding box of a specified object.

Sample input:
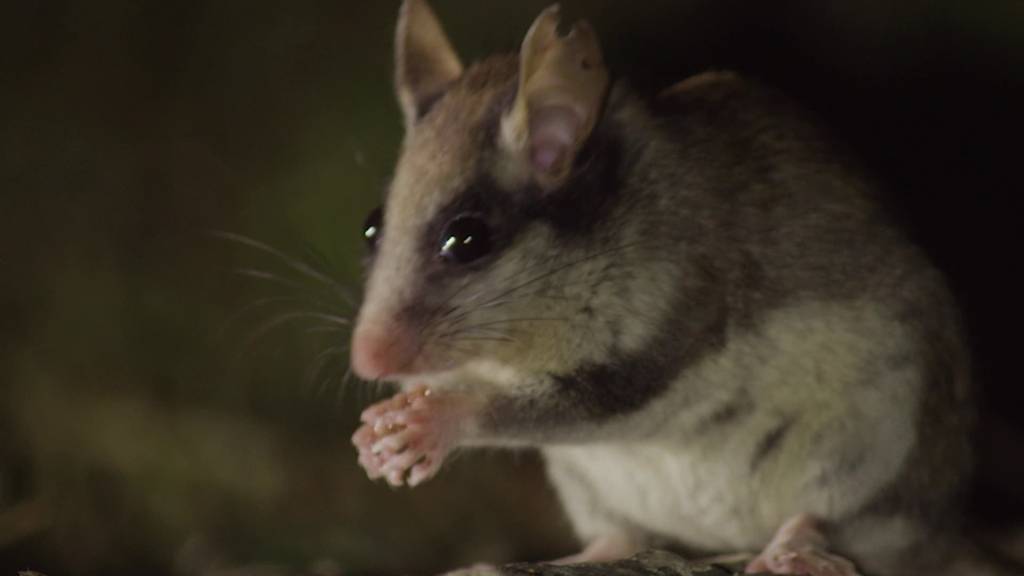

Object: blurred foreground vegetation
[1,1,1021,575]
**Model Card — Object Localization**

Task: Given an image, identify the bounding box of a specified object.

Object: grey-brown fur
[354,4,1005,574]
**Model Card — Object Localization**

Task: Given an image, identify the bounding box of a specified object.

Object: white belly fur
[543,300,921,552]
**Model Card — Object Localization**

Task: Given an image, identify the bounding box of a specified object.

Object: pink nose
[350,322,417,380]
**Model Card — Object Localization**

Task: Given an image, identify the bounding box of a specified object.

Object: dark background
[1,1,1021,575]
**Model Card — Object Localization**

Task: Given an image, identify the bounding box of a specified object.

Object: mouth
[383,349,469,383]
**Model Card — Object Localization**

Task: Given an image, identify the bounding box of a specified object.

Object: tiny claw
[386,469,405,487]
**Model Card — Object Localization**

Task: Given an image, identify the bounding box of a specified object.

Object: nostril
[350,330,387,380]
[350,325,416,380]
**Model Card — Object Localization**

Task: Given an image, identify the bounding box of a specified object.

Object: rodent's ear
[394,0,463,129]
[500,5,609,191]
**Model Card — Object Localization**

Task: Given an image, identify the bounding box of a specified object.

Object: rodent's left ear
[394,0,463,129]
[499,5,609,191]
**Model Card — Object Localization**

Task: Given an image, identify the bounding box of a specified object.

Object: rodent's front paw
[352,386,465,487]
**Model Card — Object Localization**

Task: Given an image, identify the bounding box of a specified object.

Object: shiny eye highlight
[439,214,491,264]
[363,207,383,251]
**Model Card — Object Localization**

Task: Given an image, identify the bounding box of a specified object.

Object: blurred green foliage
[0,2,573,574]
[0,1,1021,575]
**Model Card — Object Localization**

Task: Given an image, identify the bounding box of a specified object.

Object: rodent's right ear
[498,5,609,192]
[394,0,463,129]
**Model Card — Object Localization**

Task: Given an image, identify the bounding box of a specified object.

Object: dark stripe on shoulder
[548,269,731,421]
[478,254,732,436]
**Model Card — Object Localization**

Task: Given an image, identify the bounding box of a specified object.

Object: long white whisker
[214,231,356,306]
[244,311,350,349]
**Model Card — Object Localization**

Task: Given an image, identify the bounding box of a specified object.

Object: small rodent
[349,2,1019,575]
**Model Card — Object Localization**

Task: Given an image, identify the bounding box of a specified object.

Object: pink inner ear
[529,105,581,174]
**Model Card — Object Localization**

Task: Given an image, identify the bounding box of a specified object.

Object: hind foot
[747,514,860,576]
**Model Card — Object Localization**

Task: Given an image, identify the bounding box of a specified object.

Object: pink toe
[408,457,440,487]
[360,400,393,423]
[358,452,384,479]
[352,424,377,447]
[372,431,411,455]
[385,469,405,487]
[380,450,420,475]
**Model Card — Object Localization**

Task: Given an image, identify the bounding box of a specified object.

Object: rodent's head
[351,1,629,383]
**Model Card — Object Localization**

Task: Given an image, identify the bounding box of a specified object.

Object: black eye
[363,207,383,250]
[439,214,492,264]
